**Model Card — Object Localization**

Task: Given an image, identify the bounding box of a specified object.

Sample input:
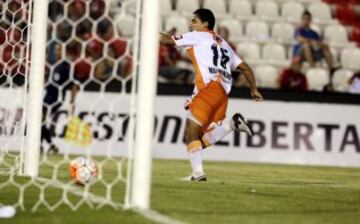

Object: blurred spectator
[74,59,91,82]
[56,20,72,42]
[6,1,23,23]
[76,20,92,41]
[97,19,127,58]
[95,20,132,79]
[117,54,133,79]
[66,40,82,60]
[97,19,115,41]
[349,72,360,94]
[95,58,114,81]
[159,28,193,84]
[43,42,79,154]
[0,20,26,87]
[47,40,62,64]
[68,0,86,21]
[217,26,236,51]
[279,62,308,91]
[48,1,64,22]
[86,38,104,60]
[217,26,241,86]
[292,11,334,71]
[98,22,132,79]
[90,0,106,20]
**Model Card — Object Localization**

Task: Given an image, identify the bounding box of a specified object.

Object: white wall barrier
[0,88,25,150]
[2,89,360,167]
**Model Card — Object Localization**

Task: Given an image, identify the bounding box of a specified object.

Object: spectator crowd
[0,0,360,95]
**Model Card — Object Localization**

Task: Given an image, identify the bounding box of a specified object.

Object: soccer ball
[69,157,98,185]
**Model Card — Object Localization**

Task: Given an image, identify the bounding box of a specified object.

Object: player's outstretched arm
[159,32,175,46]
[238,62,264,101]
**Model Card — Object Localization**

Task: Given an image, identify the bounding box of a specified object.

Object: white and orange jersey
[172,31,242,94]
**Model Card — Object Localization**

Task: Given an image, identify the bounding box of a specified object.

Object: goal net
[0,0,158,211]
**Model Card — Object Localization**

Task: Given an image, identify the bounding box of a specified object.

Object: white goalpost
[131,0,160,210]
[0,0,160,213]
[24,0,49,177]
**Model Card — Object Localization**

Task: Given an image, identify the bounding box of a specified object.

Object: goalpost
[24,0,49,177]
[0,0,159,212]
[131,0,159,209]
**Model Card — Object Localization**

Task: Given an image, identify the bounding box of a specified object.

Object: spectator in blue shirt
[292,11,334,71]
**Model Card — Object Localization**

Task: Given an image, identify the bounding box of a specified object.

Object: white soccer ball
[69,157,98,185]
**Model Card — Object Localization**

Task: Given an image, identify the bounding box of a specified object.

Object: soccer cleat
[191,174,207,181]
[232,113,253,136]
[180,172,207,182]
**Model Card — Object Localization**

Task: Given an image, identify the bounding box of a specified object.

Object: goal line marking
[135,208,187,224]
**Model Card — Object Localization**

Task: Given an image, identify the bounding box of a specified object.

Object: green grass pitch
[1,159,360,224]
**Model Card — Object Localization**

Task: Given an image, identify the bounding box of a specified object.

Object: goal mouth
[0,0,146,212]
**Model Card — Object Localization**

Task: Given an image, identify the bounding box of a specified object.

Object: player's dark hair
[302,10,312,19]
[193,8,216,30]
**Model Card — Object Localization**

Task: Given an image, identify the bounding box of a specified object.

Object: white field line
[135,208,187,224]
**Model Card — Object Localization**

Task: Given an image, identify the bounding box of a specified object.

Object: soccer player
[160,9,263,181]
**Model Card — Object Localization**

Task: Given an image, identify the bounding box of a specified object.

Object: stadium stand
[237,42,262,66]
[154,0,360,93]
[229,0,253,21]
[160,0,175,17]
[323,24,352,48]
[244,20,270,43]
[332,68,354,92]
[262,43,289,67]
[341,48,360,71]
[176,0,200,16]
[165,15,188,34]
[218,19,243,43]
[2,0,360,94]
[203,0,228,19]
[255,0,281,23]
[308,2,337,25]
[351,26,360,46]
[334,4,358,26]
[271,22,295,45]
[254,65,279,88]
[305,67,330,91]
[281,1,305,24]
[114,14,135,37]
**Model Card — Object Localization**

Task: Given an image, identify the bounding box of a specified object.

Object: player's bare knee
[184,119,202,145]
[185,128,200,144]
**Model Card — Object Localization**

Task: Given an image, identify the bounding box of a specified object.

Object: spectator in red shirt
[96,19,131,79]
[279,62,308,91]
[97,19,128,58]
[68,0,86,21]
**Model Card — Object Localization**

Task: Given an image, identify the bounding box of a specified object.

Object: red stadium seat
[322,0,343,4]
[350,0,360,4]
[351,26,360,46]
[334,4,359,26]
